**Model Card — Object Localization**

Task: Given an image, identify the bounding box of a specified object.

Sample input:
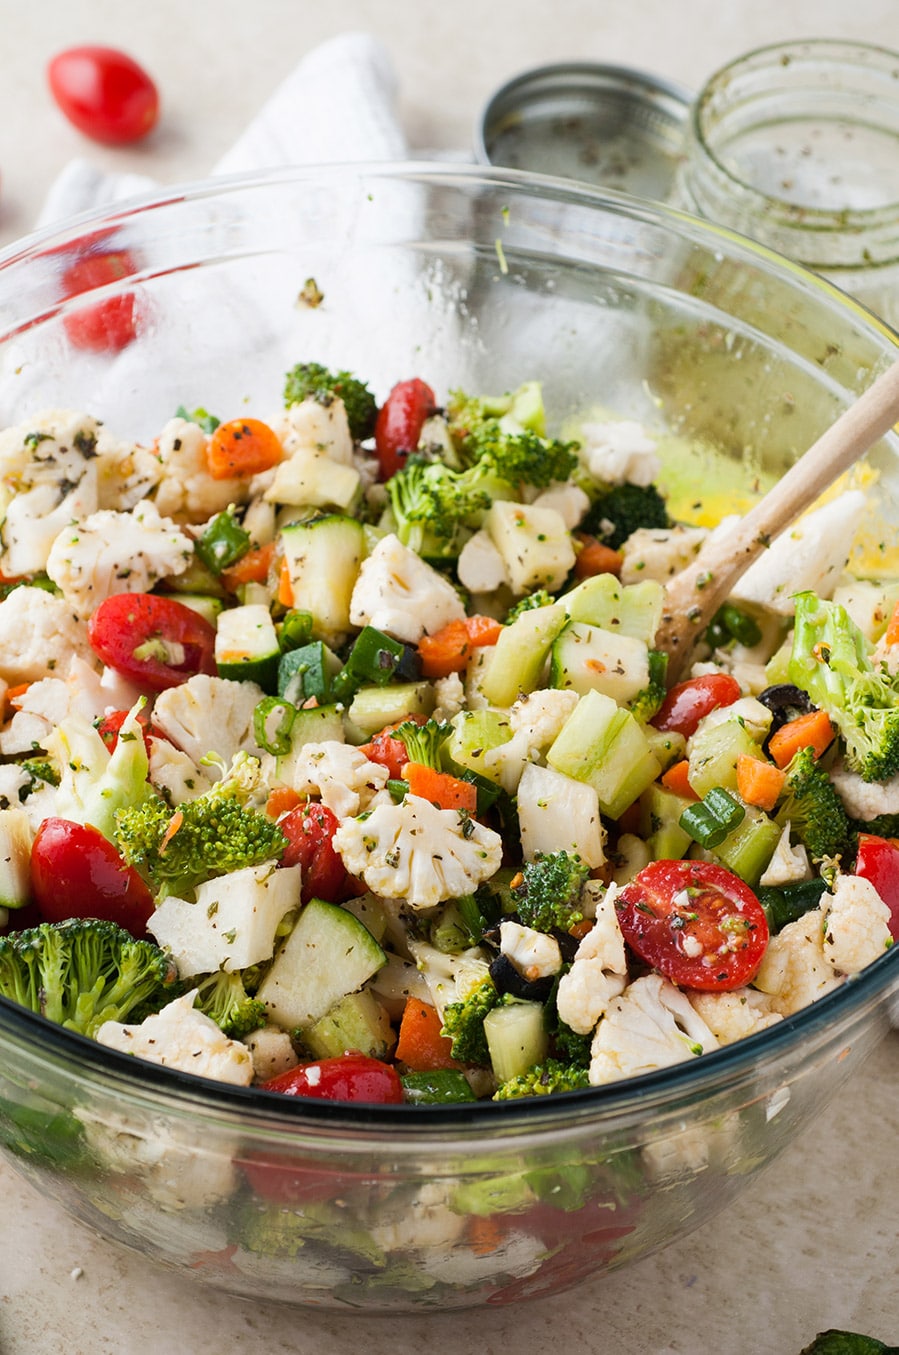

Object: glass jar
[677,40,899,328]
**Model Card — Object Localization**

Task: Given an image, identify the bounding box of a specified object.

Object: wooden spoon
[655,355,899,684]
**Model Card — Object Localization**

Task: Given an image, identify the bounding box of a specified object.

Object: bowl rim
[0,160,897,1134]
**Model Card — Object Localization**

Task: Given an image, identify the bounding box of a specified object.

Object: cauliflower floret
[243,1025,300,1083]
[147,736,214,804]
[456,528,510,595]
[731,491,866,615]
[530,481,591,529]
[0,676,71,754]
[687,987,783,1044]
[687,696,773,750]
[823,873,894,975]
[758,822,812,888]
[153,417,250,522]
[555,883,628,1034]
[619,524,708,586]
[46,498,193,616]
[516,761,606,868]
[349,533,466,644]
[0,411,102,575]
[97,990,254,1086]
[432,671,466,723]
[499,920,563,982]
[273,396,354,467]
[332,793,503,910]
[482,688,579,793]
[588,974,719,1085]
[752,908,842,1015]
[288,740,389,820]
[371,1180,468,1254]
[0,586,94,684]
[96,438,163,511]
[151,674,264,769]
[580,420,661,488]
[829,758,899,821]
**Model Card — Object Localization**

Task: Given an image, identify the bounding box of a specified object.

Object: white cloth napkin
[36,31,409,228]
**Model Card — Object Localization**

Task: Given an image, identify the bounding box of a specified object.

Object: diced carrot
[277,557,294,607]
[572,533,624,580]
[466,1213,510,1256]
[403,761,477,812]
[767,708,836,769]
[885,598,899,647]
[220,541,275,592]
[206,417,283,481]
[569,918,594,941]
[660,758,699,801]
[735,754,787,811]
[5,683,30,709]
[418,614,504,679]
[266,785,302,820]
[394,996,461,1071]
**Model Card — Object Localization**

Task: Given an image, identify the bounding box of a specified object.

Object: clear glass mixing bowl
[0,164,897,1312]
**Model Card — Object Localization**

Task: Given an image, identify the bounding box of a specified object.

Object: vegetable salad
[0,365,897,1108]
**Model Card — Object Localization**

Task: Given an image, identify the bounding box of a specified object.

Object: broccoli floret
[775,745,853,862]
[386,456,497,557]
[582,481,670,549]
[18,759,60,792]
[628,648,668,723]
[391,717,452,771]
[283,362,377,441]
[115,753,287,900]
[789,591,899,782]
[440,973,500,1065]
[464,423,580,489]
[493,1058,591,1100]
[504,589,556,623]
[511,850,589,933]
[0,919,177,1038]
[192,970,267,1039]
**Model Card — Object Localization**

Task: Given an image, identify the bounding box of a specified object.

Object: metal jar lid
[475,62,692,202]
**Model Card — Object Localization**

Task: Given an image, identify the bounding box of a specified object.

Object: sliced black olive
[394,644,423,682]
[489,953,555,1003]
[757,683,815,753]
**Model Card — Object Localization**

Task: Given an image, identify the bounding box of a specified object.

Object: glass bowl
[0,164,898,1313]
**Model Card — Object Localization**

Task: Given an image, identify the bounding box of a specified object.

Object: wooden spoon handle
[657,355,899,678]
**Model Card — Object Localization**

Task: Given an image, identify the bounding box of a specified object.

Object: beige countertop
[1,2,898,1351]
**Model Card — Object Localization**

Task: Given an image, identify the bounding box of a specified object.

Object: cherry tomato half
[260,1053,404,1103]
[374,378,436,479]
[651,673,742,739]
[278,803,352,903]
[47,46,159,146]
[61,250,138,354]
[88,593,217,692]
[854,834,899,941]
[95,708,168,757]
[615,859,769,991]
[30,817,155,939]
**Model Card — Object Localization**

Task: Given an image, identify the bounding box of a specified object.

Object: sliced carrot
[767,708,836,769]
[277,557,294,608]
[394,996,461,1071]
[466,1213,510,1256]
[206,417,283,481]
[220,541,275,592]
[572,533,624,580]
[885,598,899,647]
[735,754,787,811]
[5,683,30,709]
[265,785,302,820]
[660,758,700,801]
[403,761,477,812]
[418,614,504,679]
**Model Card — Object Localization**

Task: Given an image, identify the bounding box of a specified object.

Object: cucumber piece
[402,1070,477,1105]
[169,593,226,627]
[687,719,762,799]
[273,703,345,784]
[300,989,393,1060]
[215,603,280,691]
[708,804,783,887]
[549,620,650,704]
[643,725,686,773]
[0,809,32,910]
[516,761,605,867]
[277,641,342,705]
[446,709,513,785]
[266,448,360,511]
[347,681,435,737]
[256,898,386,1031]
[280,514,365,644]
[562,573,664,643]
[339,891,391,944]
[639,783,693,861]
[478,603,567,708]
[483,1001,548,1084]
[547,689,661,819]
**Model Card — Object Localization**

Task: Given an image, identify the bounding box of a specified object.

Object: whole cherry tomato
[47,46,159,145]
[278,803,352,903]
[260,1053,404,1103]
[61,250,137,354]
[30,817,155,939]
[651,673,742,739]
[374,378,436,479]
[854,833,899,940]
[615,859,769,991]
[88,593,217,691]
